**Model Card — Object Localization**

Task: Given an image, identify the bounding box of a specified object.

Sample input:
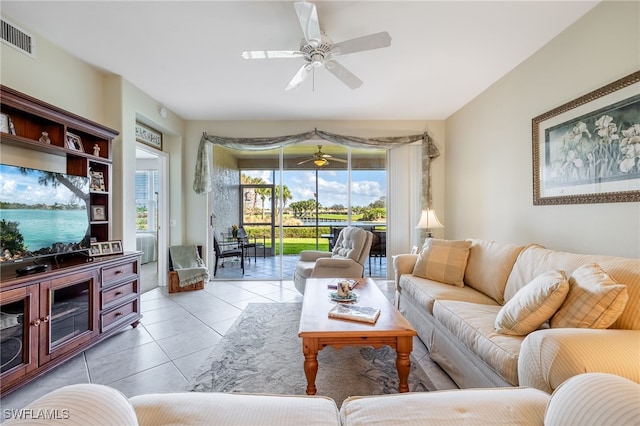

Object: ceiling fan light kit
[298,145,348,167]
[241,1,391,91]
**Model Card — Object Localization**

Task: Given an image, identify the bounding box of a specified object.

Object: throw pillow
[412,239,472,287]
[550,263,629,329]
[495,270,569,335]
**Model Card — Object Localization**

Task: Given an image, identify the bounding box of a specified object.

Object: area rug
[190,303,437,407]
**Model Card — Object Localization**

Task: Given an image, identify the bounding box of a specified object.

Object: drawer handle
[115,291,123,296]
[42,315,50,323]
[114,270,124,275]
[115,311,123,317]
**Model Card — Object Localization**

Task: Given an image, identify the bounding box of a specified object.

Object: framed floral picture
[532,71,640,205]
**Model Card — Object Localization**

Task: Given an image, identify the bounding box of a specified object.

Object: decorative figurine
[93,144,100,156]
[39,131,51,144]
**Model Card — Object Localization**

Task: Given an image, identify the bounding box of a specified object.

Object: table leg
[396,336,413,393]
[302,338,319,395]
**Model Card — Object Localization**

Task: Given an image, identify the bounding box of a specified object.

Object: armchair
[294,227,373,294]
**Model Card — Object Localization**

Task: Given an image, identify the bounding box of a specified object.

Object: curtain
[193,128,440,208]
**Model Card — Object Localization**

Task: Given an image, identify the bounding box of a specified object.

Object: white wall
[445,1,640,258]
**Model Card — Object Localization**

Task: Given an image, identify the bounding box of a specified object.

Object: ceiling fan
[241,1,391,91]
[297,145,348,167]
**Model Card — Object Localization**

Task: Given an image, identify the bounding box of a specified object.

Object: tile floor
[1,277,456,414]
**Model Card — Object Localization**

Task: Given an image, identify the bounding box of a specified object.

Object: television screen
[0,164,91,262]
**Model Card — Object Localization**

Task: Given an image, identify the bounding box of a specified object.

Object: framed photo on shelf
[135,122,162,150]
[89,170,106,191]
[110,240,123,254]
[65,132,84,152]
[91,205,107,221]
[90,243,102,256]
[532,71,640,205]
[0,113,8,133]
[100,242,112,255]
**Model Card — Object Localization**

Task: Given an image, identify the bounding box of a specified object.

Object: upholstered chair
[294,227,373,294]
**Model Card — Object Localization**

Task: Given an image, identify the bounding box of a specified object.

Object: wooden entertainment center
[0,86,142,396]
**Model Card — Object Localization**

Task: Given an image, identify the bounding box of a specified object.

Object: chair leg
[214,257,219,276]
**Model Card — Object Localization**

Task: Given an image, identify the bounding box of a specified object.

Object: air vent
[1,18,36,58]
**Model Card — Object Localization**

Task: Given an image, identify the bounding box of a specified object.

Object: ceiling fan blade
[241,50,303,59]
[325,60,363,89]
[285,63,312,91]
[331,31,392,55]
[329,157,348,163]
[294,1,321,46]
[297,158,314,165]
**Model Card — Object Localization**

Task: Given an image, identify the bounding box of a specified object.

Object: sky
[0,165,87,206]
[244,169,386,208]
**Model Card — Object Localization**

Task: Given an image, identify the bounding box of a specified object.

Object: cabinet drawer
[101,300,138,332]
[102,261,137,287]
[101,281,137,309]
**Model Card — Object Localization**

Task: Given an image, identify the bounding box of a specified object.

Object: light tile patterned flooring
[2,262,456,413]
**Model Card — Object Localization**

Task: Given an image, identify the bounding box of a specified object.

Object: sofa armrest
[392,254,418,287]
[519,328,640,393]
[299,250,332,261]
[1,384,138,425]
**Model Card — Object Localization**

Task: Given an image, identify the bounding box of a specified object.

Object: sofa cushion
[1,384,139,426]
[545,373,640,426]
[399,274,498,315]
[130,392,340,426]
[550,263,628,329]
[464,240,527,304]
[340,387,549,426]
[412,239,472,287]
[495,270,569,335]
[504,245,640,330]
[433,300,524,385]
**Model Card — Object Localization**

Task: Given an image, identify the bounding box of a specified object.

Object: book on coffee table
[328,304,381,324]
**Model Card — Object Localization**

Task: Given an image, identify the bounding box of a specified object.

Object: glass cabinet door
[0,285,39,385]
[40,270,98,364]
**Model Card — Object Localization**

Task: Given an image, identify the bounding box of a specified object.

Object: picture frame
[91,205,107,221]
[90,243,102,256]
[110,240,123,254]
[0,113,10,134]
[532,71,640,205]
[89,170,106,191]
[65,132,84,152]
[135,122,162,150]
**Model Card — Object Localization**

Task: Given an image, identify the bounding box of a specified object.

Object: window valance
[193,129,440,199]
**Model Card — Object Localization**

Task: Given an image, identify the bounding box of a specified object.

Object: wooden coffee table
[298,277,417,395]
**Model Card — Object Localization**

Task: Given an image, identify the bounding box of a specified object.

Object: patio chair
[213,233,244,276]
[293,226,373,294]
[368,230,386,275]
[237,226,265,262]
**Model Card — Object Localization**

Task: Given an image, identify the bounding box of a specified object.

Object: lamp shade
[415,209,444,229]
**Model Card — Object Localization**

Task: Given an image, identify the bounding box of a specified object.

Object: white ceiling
[2,1,599,121]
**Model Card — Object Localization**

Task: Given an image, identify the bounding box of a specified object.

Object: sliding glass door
[210,142,386,281]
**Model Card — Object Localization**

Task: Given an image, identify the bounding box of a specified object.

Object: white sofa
[3,373,638,425]
[393,239,640,392]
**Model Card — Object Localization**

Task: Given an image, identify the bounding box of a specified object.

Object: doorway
[135,144,169,290]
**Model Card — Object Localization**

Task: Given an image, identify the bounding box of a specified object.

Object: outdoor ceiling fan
[241,1,391,90]
[297,145,347,167]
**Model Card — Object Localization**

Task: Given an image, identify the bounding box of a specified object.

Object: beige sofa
[3,373,638,425]
[393,239,640,392]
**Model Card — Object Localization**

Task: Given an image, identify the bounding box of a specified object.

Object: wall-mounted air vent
[1,17,36,58]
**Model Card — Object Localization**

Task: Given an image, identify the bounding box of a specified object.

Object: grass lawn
[264,238,329,255]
